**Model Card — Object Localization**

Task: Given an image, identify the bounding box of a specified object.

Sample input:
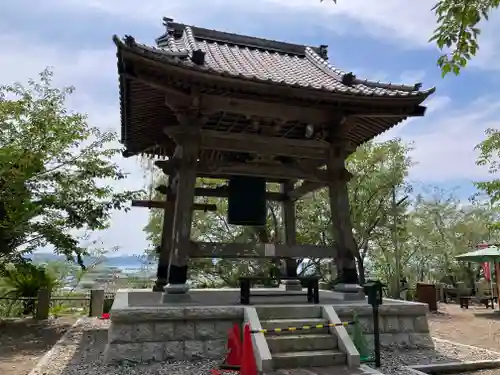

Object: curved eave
[113,35,435,105]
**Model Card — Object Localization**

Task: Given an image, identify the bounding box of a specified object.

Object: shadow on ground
[0,317,76,375]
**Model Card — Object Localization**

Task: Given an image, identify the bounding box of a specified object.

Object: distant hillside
[29,253,152,268]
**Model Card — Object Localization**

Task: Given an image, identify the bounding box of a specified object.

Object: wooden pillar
[327,139,359,285]
[282,181,298,278]
[166,133,200,291]
[153,178,176,292]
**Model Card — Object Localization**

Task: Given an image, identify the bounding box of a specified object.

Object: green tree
[0,69,141,268]
[323,0,500,76]
[429,0,499,76]
[0,262,59,315]
[475,128,500,208]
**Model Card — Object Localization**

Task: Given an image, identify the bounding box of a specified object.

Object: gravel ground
[372,341,500,375]
[428,304,500,351]
[28,318,500,375]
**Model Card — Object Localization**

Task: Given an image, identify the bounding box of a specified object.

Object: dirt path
[0,317,77,375]
[428,303,500,352]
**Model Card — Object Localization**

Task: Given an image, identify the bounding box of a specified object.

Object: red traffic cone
[226,323,242,366]
[240,324,257,375]
[211,369,222,375]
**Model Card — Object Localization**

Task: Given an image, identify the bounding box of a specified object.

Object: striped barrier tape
[250,321,355,334]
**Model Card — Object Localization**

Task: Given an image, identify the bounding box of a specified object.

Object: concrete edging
[406,360,500,374]
[433,337,500,356]
[322,305,360,368]
[27,317,84,375]
[244,307,273,373]
[402,338,500,375]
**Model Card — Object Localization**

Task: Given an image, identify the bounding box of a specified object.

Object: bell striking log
[227,176,267,226]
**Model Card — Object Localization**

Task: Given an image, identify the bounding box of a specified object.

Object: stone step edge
[266,333,334,340]
[260,318,328,324]
[272,349,345,358]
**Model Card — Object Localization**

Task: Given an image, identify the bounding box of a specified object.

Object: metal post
[373,304,381,368]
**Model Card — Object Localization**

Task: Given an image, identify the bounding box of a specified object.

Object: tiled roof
[114,18,435,98]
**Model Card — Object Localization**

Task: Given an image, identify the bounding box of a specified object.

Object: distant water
[30,253,156,272]
[100,260,156,274]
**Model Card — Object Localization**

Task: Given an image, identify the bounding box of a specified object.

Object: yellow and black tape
[251,321,355,334]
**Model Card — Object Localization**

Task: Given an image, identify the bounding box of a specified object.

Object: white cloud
[384,96,498,183]
[399,70,427,84]
[424,95,452,115]
[25,0,500,72]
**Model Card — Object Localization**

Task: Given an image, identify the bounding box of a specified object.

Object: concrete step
[272,350,346,369]
[266,333,338,353]
[256,305,323,320]
[260,318,330,335]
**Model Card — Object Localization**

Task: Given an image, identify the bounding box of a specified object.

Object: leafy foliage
[0,69,141,268]
[0,262,59,315]
[475,128,500,205]
[322,0,500,76]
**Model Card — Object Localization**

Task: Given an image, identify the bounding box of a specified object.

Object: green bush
[104,298,114,313]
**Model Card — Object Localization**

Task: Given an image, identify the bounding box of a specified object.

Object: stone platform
[103,288,432,365]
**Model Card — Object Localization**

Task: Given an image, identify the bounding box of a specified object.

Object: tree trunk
[356,255,366,285]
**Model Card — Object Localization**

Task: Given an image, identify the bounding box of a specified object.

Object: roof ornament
[191,49,206,65]
[318,45,328,60]
[163,17,182,38]
[124,35,136,47]
[342,72,356,86]
[414,83,423,91]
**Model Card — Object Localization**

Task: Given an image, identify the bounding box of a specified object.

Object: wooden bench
[459,296,497,309]
[239,276,320,305]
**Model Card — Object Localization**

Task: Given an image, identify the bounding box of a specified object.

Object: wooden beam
[288,182,325,201]
[164,127,329,160]
[351,105,426,118]
[131,200,216,211]
[188,242,335,259]
[199,94,336,124]
[157,185,286,201]
[155,160,329,183]
[156,84,427,122]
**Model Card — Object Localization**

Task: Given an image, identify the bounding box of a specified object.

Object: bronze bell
[227,176,267,226]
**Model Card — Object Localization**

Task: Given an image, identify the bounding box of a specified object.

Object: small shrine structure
[113,17,434,296]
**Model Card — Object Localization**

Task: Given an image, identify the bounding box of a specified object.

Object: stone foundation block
[184,340,204,359]
[384,316,400,333]
[175,321,195,340]
[108,323,133,343]
[414,316,430,333]
[154,322,175,341]
[205,339,227,357]
[104,343,144,363]
[165,341,184,359]
[399,317,415,332]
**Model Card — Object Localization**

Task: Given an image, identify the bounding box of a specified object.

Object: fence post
[35,288,50,320]
[89,289,105,317]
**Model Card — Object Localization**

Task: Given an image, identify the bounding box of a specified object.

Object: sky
[1,0,499,255]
